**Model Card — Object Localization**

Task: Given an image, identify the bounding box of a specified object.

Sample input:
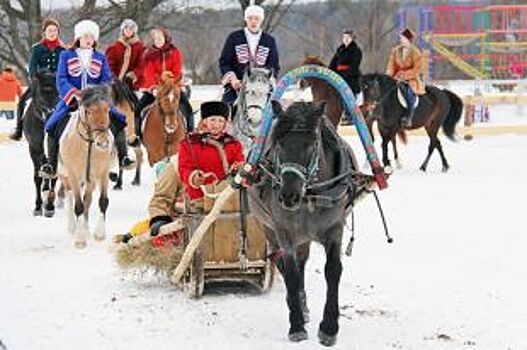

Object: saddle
[396,82,419,109]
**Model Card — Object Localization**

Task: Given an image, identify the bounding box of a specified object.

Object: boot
[40,135,59,179]
[115,129,135,170]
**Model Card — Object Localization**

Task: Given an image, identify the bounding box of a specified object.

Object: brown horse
[300,55,402,167]
[142,71,185,166]
[111,80,143,189]
[59,86,113,248]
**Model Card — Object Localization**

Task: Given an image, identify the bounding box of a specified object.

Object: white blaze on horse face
[168,91,175,104]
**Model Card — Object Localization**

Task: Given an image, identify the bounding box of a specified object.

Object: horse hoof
[384,165,393,175]
[419,166,426,172]
[442,166,450,173]
[288,330,308,342]
[94,233,106,242]
[132,179,140,186]
[44,209,55,218]
[56,198,64,209]
[74,240,87,249]
[109,172,118,182]
[318,329,337,347]
[33,208,43,216]
[113,184,122,191]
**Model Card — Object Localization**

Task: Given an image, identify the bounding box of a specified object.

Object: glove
[149,216,172,237]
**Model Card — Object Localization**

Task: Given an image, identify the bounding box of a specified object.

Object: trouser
[221,86,238,120]
[403,84,416,121]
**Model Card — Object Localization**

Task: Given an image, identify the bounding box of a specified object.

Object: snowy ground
[1,124,527,350]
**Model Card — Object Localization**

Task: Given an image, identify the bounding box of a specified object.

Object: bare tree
[237,0,297,33]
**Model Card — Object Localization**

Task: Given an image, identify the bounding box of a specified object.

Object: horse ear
[271,100,283,118]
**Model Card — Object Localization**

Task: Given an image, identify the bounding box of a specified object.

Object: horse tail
[442,89,463,141]
[111,80,138,111]
[397,129,408,145]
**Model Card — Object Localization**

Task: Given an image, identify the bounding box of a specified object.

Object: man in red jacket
[105,18,145,89]
[0,67,23,120]
[147,101,244,236]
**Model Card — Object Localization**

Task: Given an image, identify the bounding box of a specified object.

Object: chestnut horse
[142,71,186,166]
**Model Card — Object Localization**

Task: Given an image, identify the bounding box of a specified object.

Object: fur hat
[200,101,230,120]
[342,29,355,38]
[74,20,99,41]
[42,18,60,32]
[401,28,415,42]
[244,5,265,20]
[120,18,138,33]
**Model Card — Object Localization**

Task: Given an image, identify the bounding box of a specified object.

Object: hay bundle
[115,229,186,275]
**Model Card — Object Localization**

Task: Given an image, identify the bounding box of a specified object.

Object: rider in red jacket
[132,27,193,144]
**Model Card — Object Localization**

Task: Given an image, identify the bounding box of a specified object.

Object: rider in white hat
[41,19,135,178]
[219,4,280,109]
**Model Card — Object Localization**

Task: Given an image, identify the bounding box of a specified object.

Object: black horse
[18,70,60,216]
[361,73,463,172]
[248,101,365,346]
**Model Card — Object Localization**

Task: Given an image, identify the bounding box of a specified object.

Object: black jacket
[329,41,362,94]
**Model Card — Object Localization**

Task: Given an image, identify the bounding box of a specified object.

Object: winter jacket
[329,42,362,95]
[0,72,23,102]
[45,49,126,132]
[105,36,145,89]
[386,44,425,95]
[138,44,183,91]
[28,40,66,77]
[219,29,280,86]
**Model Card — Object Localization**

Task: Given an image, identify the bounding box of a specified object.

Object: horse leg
[280,252,308,342]
[392,135,402,169]
[318,239,343,347]
[69,177,87,248]
[132,147,142,186]
[44,178,57,218]
[296,242,311,323]
[83,181,96,231]
[65,187,76,235]
[29,147,43,216]
[435,139,450,172]
[94,178,109,241]
[419,139,436,172]
[113,169,123,190]
[56,182,65,209]
[381,136,392,170]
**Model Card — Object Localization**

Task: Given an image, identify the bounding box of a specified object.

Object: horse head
[33,69,59,115]
[79,85,111,150]
[299,55,326,90]
[238,67,272,129]
[269,101,325,211]
[157,70,182,134]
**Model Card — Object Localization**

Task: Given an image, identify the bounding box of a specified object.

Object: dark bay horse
[248,101,360,346]
[361,73,463,172]
[16,70,60,217]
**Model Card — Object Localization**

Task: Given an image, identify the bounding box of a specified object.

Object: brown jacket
[386,44,425,95]
[148,163,186,219]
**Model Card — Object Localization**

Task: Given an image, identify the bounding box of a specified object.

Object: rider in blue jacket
[40,20,135,178]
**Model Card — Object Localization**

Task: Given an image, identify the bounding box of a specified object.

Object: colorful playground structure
[398,4,527,81]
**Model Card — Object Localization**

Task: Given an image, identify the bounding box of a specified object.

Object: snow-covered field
[1,119,526,349]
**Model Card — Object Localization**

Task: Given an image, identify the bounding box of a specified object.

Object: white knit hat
[244,5,265,20]
[120,18,138,33]
[74,20,99,41]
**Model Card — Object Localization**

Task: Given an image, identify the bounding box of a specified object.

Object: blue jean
[404,84,415,113]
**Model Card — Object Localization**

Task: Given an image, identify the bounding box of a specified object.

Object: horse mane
[302,55,326,67]
[362,72,396,88]
[112,79,138,110]
[270,102,322,144]
[80,85,111,107]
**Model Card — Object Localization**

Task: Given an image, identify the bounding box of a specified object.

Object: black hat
[200,101,229,120]
[401,28,415,42]
[342,29,355,38]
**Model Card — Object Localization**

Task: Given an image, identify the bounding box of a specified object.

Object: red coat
[138,45,183,91]
[105,38,145,89]
[0,72,23,102]
[178,132,244,200]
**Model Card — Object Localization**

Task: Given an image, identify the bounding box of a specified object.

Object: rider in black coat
[329,29,362,96]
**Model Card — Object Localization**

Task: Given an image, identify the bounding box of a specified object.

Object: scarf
[117,35,140,80]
